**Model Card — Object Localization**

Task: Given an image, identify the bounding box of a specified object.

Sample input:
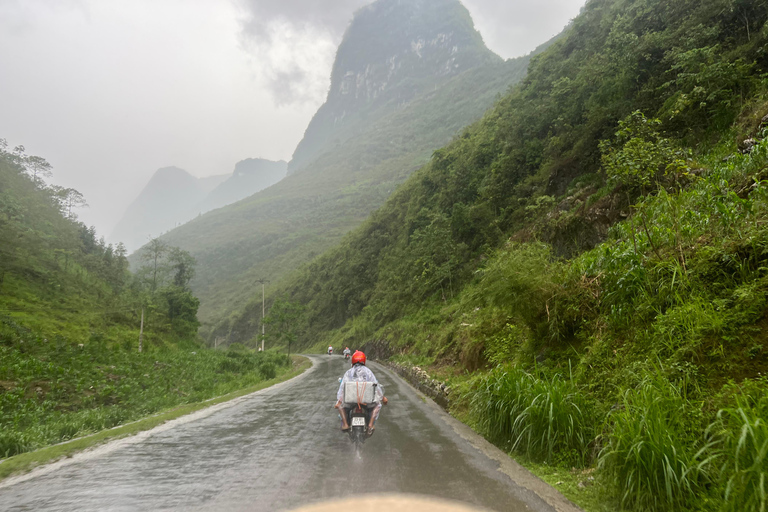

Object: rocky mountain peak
[287,0,499,174]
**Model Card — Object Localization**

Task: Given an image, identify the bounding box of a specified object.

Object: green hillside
[255,0,768,510]
[0,142,291,459]
[157,0,536,338]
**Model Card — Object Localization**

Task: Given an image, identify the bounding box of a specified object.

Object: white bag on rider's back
[343,381,376,405]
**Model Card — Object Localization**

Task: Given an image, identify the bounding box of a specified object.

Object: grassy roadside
[516,459,615,512]
[0,355,311,482]
[439,380,610,512]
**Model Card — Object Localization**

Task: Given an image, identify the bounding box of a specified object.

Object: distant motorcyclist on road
[343,347,351,359]
[334,350,387,435]
[328,345,333,355]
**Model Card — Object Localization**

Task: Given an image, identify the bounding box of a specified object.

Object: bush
[259,362,277,380]
[466,242,562,339]
[469,365,594,466]
[598,374,711,511]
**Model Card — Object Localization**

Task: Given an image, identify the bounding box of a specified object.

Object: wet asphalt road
[0,356,565,512]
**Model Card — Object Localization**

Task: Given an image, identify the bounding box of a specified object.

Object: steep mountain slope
[158,0,534,329]
[275,0,768,343]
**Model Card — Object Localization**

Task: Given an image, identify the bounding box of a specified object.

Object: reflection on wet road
[0,356,562,512]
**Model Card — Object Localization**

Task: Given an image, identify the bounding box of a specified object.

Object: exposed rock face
[288,0,500,174]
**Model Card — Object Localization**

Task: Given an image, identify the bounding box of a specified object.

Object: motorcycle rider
[334,350,387,435]
[342,346,351,359]
[328,345,333,355]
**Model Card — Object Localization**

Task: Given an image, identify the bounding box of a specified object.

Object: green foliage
[136,238,200,338]
[467,242,562,337]
[660,45,759,133]
[709,380,768,512]
[0,315,290,458]
[0,140,235,458]
[600,111,692,192]
[469,365,595,466]
[598,372,711,511]
[263,299,305,355]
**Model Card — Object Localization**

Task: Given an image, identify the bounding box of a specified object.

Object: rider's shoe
[341,426,351,432]
[366,426,375,437]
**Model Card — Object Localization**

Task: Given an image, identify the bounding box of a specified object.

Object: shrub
[466,242,562,339]
[469,365,594,466]
[259,362,277,380]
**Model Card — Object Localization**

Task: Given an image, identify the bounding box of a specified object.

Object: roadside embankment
[381,361,451,408]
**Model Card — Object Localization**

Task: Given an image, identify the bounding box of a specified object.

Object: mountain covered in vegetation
[112,159,286,252]
[233,0,768,510]
[156,0,536,331]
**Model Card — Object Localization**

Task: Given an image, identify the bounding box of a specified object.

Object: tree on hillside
[26,155,52,185]
[136,242,200,339]
[54,187,88,219]
[600,111,692,194]
[263,299,304,356]
[140,237,168,292]
[167,246,196,288]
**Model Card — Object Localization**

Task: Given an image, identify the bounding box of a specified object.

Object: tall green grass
[710,390,768,512]
[469,365,595,466]
[598,373,711,511]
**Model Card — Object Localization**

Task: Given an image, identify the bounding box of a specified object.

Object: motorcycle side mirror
[338,378,343,383]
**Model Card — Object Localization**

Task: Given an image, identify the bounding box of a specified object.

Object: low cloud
[463,0,585,58]
[236,0,372,106]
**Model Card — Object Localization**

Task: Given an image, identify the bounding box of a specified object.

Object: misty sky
[0,0,586,241]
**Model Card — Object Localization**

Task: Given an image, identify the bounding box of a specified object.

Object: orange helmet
[351,350,366,365]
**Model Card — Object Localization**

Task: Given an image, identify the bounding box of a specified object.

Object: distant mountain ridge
[200,158,288,213]
[112,159,286,251]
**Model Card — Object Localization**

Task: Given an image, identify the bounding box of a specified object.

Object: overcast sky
[0,0,586,240]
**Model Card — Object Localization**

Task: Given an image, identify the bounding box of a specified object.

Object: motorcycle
[339,380,379,457]
[328,347,333,355]
[345,404,375,457]
[344,352,351,361]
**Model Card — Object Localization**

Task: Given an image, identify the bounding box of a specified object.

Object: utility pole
[138,306,144,353]
[255,278,269,351]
